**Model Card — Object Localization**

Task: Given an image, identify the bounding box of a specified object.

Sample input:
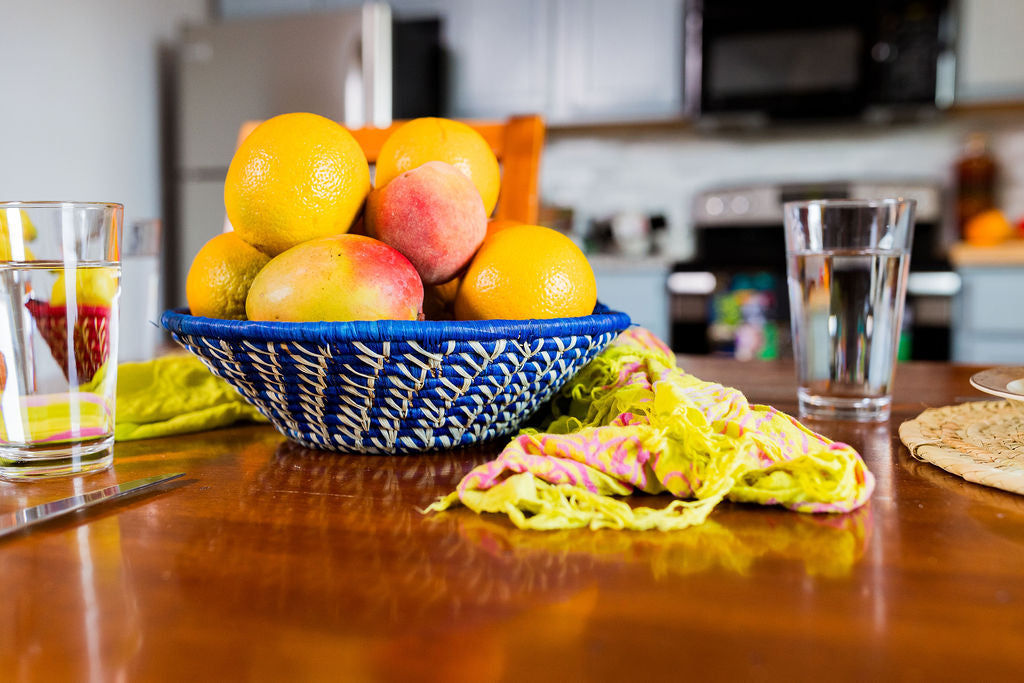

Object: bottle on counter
[954,132,998,239]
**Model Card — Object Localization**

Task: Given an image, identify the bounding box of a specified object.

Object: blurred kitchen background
[2,0,1023,362]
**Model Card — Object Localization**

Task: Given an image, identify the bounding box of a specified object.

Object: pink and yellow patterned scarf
[426,328,874,531]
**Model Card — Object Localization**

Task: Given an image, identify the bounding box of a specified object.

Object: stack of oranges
[186,113,596,324]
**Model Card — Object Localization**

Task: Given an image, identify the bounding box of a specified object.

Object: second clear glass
[783,199,915,422]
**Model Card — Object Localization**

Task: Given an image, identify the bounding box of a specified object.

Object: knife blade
[0,472,185,537]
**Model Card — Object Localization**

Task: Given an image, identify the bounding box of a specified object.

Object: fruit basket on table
[161,306,631,454]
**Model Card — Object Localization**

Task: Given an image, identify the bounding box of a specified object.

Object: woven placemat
[899,400,1024,495]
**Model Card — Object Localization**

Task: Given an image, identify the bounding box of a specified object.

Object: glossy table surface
[3,357,1023,681]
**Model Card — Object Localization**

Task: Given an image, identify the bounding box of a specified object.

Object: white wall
[0,0,208,227]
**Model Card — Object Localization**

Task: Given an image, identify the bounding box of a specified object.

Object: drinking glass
[783,199,915,422]
[0,202,123,479]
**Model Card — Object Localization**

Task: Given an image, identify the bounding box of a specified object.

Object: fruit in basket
[245,234,423,322]
[186,232,272,319]
[50,267,119,307]
[374,117,501,215]
[366,160,487,285]
[455,224,596,320]
[224,112,371,256]
[422,276,461,320]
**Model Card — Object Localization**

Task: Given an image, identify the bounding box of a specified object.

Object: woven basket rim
[161,303,631,344]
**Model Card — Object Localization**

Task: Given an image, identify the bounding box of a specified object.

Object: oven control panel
[692,181,942,226]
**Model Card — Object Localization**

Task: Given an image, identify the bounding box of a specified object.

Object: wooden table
[3,358,1023,681]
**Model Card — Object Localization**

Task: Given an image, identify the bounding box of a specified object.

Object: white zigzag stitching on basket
[336,398,371,425]
[435,375,473,397]
[418,398,446,425]
[394,362,429,389]
[246,353,284,380]
[382,395,411,418]
[340,363,380,381]
[351,340,390,365]
[335,409,369,432]
[286,342,330,365]
[297,371,328,392]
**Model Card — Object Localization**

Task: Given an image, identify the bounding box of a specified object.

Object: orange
[375,117,500,215]
[224,112,370,256]
[455,224,596,320]
[964,209,1013,246]
[187,232,271,319]
[421,220,523,319]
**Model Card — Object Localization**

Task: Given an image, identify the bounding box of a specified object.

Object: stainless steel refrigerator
[171,3,394,307]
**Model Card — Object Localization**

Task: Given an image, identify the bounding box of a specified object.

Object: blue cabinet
[953,263,1024,363]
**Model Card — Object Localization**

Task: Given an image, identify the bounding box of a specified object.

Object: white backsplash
[541,112,1024,260]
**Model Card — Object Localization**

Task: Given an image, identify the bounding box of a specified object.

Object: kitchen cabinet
[952,266,1024,363]
[222,0,685,124]
[590,256,670,342]
[550,0,683,123]
[432,0,553,120]
[392,0,683,124]
[956,0,1024,102]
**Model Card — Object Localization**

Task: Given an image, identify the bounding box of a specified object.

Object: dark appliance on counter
[683,0,957,123]
[670,180,959,361]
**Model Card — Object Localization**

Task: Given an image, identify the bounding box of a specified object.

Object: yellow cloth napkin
[115,355,266,441]
[427,327,874,531]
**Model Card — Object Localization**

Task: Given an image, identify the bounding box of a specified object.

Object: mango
[365,160,486,285]
[245,234,423,322]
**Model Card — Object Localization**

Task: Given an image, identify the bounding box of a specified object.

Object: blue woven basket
[161,305,631,454]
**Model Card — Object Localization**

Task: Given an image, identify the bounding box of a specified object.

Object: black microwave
[683,0,957,122]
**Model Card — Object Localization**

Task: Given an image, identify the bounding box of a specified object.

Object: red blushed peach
[366,160,487,285]
[245,234,423,322]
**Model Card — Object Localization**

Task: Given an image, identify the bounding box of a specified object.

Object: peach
[366,160,487,285]
[245,234,423,322]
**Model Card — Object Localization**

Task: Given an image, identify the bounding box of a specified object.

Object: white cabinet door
[952,267,1024,363]
[443,0,552,119]
[957,0,1024,102]
[551,0,683,124]
[223,0,684,124]
[591,259,670,342]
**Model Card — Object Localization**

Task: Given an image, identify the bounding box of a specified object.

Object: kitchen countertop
[950,239,1024,266]
[3,357,1023,680]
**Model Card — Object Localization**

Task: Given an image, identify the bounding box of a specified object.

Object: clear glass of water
[783,199,915,422]
[0,202,123,479]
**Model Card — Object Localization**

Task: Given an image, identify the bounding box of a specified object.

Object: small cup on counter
[783,199,915,422]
